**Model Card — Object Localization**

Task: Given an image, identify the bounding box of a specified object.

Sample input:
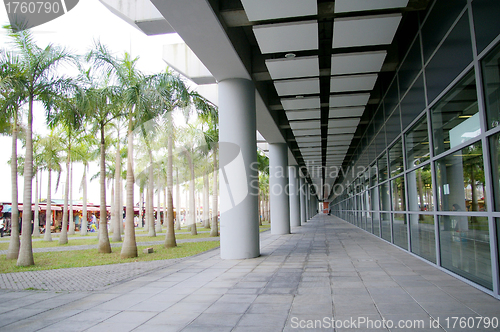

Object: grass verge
[0,241,220,273]
[0,232,216,250]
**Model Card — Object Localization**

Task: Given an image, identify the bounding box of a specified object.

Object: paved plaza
[0,215,499,331]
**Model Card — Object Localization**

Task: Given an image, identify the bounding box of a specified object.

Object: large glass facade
[330,0,500,297]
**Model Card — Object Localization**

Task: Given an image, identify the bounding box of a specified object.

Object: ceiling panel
[241,0,317,21]
[286,109,321,120]
[298,141,323,147]
[331,51,387,75]
[328,118,360,128]
[254,21,318,54]
[290,120,320,130]
[266,56,320,80]
[330,74,378,93]
[332,14,402,48]
[275,78,320,96]
[299,147,322,153]
[328,127,357,134]
[334,0,409,13]
[293,129,322,136]
[282,96,321,110]
[295,136,322,143]
[329,107,365,118]
[329,93,370,107]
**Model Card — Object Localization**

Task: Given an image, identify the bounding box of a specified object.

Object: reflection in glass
[438,216,492,289]
[410,214,436,263]
[381,213,391,242]
[482,42,500,130]
[490,133,500,211]
[378,153,388,182]
[431,71,479,156]
[393,213,408,249]
[407,164,434,212]
[371,187,380,236]
[389,139,404,177]
[435,141,486,212]
[391,176,406,211]
[370,163,378,187]
[405,115,430,168]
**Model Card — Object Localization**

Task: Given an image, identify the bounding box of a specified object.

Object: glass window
[472,0,500,54]
[405,115,430,169]
[482,42,500,130]
[380,182,392,242]
[407,164,434,212]
[393,213,408,250]
[435,141,486,212]
[378,152,388,182]
[438,216,492,290]
[381,213,392,242]
[391,176,406,212]
[370,163,378,187]
[410,214,436,263]
[431,70,480,156]
[490,133,500,211]
[425,14,473,103]
[389,140,404,177]
[401,75,426,130]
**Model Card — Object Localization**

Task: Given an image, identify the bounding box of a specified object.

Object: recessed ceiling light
[285,53,296,59]
[295,95,304,99]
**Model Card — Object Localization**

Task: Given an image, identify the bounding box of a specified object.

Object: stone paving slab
[0,215,498,332]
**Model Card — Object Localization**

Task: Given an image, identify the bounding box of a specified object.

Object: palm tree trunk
[156,170,162,233]
[33,171,41,237]
[210,148,218,237]
[17,96,34,266]
[148,149,156,237]
[187,152,197,235]
[7,114,20,259]
[68,162,75,235]
[176,167,181,230]
[113,135,122,242]
[110,180,115,234]
[59,157,70,244]
[145,187,149,232]
[80,166,88,236]
[165,133,177,247]
[44,170,53,241]
[203,173,210,229]
[121,120,137,258]
[98,124,111,253]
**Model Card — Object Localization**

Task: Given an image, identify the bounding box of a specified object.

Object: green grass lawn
[0,241,220,273]
[0,232,217,250]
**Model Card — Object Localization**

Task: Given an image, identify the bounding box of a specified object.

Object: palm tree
[72,132,98,236]
[75,66,118,253]
[7,28,74,266]
[194,93,219,237]
[88,43,158,258]
[39,129,63,242]
[0,47,25,259]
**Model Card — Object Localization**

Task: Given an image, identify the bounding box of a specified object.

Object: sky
[0,0,192,205]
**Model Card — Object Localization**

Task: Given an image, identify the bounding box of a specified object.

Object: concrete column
[219,78,259,259]
[299,177,306,225]
[269,143,290,235]
[289,166,301,229]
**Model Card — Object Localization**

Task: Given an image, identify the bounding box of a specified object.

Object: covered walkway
[0,214,499,331]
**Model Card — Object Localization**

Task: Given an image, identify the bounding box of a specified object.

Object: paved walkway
[0,215,498,331]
